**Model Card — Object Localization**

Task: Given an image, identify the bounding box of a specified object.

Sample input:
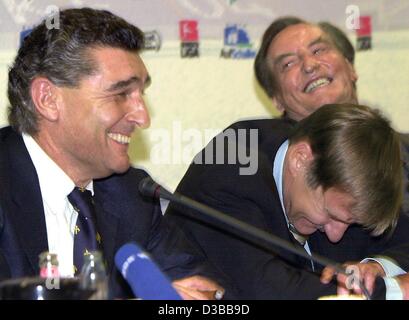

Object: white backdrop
[1,0,409,50]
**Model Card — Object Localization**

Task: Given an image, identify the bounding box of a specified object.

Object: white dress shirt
[23,134,93,277]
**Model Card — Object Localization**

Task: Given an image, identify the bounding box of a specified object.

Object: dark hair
[318,22,355,64]
[8,8,145,134]
[254,17,355,98]
[290,104,402,236]
[254,17,305,99]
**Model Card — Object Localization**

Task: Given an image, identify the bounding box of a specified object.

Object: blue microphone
[114,242,182,300]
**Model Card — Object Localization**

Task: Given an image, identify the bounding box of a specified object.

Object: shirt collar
[272,139,290,225]
[22,134,94,212]
[273,140,310,246]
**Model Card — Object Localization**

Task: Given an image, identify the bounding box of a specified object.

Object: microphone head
[138,176,160,198]
[139,176,174,201]
[114,243,182,300]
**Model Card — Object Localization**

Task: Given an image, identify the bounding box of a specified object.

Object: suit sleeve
[376,134,409,269]
[144,197,204,278]
[142,185,238,295]
[379,134,409,270]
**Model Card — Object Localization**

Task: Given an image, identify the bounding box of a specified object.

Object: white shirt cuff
[360,257,406,300]
[384,277,404,300]
[361,257,406,277]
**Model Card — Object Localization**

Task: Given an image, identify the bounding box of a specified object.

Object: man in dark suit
[165,17,409,299]
[0,8,225,299]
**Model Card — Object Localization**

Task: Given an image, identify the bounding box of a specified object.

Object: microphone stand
[140,177,371,300]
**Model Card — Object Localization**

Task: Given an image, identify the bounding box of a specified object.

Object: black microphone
[139,176,372,300]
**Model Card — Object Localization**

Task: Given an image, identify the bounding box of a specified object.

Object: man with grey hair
[0,7,227,299]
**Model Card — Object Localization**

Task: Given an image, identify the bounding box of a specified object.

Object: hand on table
[395,273,409,300]
[320,261,385,296]
[172,275,225,300]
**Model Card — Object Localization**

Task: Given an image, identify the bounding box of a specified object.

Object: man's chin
[106,160,131,177]
[306,88,347,107]
[314,91,357,107]
[293,224,315,236]
[114,163,131,174]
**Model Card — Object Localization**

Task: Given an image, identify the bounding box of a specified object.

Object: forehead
[268,23,328,57]
[85,47,148,85]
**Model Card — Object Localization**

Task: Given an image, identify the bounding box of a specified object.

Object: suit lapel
[93,184,120,276]
[4,131,48,274]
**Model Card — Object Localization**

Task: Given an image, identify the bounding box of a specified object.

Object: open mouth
[107,132,131,145]
[304,77,333,93]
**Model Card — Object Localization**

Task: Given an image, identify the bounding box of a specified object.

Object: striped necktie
[288,223,308,245]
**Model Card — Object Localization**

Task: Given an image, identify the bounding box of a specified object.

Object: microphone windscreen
[114,242,182,300]
[138,177,159,198]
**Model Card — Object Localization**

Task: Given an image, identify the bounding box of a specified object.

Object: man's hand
[172,275,225,300]
[320,261,385,296]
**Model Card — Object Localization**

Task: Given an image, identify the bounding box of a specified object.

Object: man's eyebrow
[273,53,295,67]
[272,36,332,67]
[308,36,331,48]
[105,75,151,92]
[327,208,354,224]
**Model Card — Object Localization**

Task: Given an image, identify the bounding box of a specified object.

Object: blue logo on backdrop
[220,24,256,59]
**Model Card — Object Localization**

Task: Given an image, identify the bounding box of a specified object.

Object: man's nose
[126,96,151,129]
[302,55,320,74]
[324,221,349,243]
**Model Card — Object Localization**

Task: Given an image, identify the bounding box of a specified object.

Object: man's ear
[30,77,60,122]
[287,141,314,177]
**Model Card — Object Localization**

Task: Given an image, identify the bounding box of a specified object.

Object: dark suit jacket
[0,126,224,299]
[165,118,409,299]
